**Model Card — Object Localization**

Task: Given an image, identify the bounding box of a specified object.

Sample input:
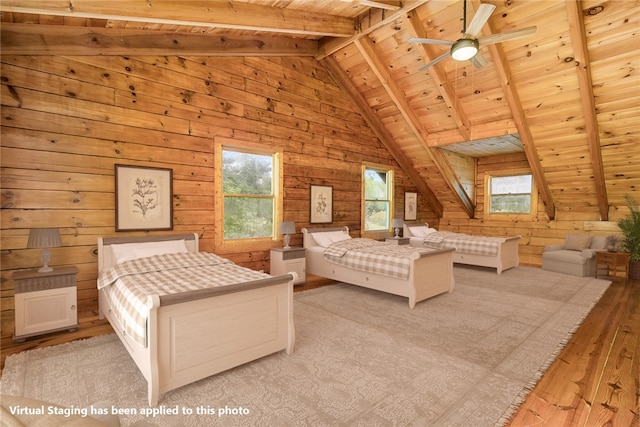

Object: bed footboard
[152,273,295,406]
[102,273,295,406]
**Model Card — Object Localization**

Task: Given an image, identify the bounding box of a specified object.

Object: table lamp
[280,222,296,249]
[28,228,62,272]
[392,218,403,238]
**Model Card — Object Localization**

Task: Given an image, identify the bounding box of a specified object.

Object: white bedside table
[270,247,306,284]
[12,266,79,341]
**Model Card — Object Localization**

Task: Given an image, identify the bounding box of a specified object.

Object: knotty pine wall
[438,152,620,266]
[0,54,621,345]
[0,55,435,342]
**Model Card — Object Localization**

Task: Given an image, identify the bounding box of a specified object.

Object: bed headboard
[97,233,199,273]
[301,226,349,248]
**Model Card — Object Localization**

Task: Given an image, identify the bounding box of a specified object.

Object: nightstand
[12,266,78,341]
[386,237,410,245]
[270,247,306,284]
[595,251,629,280]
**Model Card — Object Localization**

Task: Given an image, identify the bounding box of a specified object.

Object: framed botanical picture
[310,185,333,224]
[115,164,173,231]
[404,192,417,221]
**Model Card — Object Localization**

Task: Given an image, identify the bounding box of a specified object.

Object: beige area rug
[1,266,611,426]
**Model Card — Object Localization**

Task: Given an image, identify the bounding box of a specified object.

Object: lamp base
[283,234,291,249]
[38,248,53,273]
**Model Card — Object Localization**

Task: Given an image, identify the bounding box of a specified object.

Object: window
[487,174,534,214]
[215,141,282,251]
[363,165,394,232]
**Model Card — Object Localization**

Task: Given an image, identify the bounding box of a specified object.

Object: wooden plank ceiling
[2,0,639,221]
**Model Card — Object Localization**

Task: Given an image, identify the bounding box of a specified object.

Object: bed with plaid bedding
[323,238,434,280]
[403,225,521,274]
[420,231,503,256]
[98,252,270,347]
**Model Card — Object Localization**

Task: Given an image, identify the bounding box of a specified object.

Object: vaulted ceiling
[2,0,638,221]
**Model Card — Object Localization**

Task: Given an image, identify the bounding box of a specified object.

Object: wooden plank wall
[439,152,620,266]
[0,55,428,342]
[0,53,623,346]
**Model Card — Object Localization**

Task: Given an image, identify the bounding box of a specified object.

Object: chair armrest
[543,244,564,253]
[582,249,597,259]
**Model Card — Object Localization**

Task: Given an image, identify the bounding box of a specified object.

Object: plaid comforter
[421,231,503,256]
[98,252,270,347]
[323,238,433,280]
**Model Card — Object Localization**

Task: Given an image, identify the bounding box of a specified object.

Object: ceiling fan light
[451,38,479,61]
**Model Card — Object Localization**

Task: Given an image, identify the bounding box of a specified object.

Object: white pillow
[424,227,438,235]
[313,231,351,247]
[111,239,188,264]
[409,226,438,238]
[408,226,428,237]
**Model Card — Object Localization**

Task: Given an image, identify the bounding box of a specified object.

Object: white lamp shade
[392,219,403,228]
[27,228,62,249]
[280,222,296,235]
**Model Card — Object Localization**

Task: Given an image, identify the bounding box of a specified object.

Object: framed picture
[404,192,417,221]
[115,164,173,231]
[310,185,333,224]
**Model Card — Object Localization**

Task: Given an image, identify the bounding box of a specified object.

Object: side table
[270,247,306,284]
[595,251,629,280]
[12,266,79,341]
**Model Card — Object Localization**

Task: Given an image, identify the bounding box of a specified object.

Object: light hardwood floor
[507,274,639,426]
[1,273,638,426]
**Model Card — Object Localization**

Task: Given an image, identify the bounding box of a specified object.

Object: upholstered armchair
[541,234,607,276]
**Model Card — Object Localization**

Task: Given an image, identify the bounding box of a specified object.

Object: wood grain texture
[506,276,640,426]
[0,55,421,343]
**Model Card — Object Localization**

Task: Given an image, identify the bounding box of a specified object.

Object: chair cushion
[590,235,607,249]
[542,249,589,265]
[564,234,593,251]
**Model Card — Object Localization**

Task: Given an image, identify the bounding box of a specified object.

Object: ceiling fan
[408,0,536,71]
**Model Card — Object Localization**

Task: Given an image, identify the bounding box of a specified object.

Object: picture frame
[404,192,417,221]
[115,164,173,231]
[310,185,333,224]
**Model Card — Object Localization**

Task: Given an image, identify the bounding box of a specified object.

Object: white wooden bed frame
[97,233,295,406]
[302,227,455,308]
[403,224,521,275]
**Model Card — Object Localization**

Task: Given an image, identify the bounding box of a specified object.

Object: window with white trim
[363,165,394,232]
[487,174,534,214]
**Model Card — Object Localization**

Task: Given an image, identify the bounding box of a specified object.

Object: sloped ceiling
[2,0,638,221]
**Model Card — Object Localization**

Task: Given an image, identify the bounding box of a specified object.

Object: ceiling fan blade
[464,3,496,37]
[418,52,451,71]
[408,37,454,47]
[478,26,537,46]
[470,52,488,68]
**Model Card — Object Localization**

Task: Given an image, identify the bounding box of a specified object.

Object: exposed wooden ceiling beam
[566,0,609,221]
[316,0,429,59]
[0,23,318,56]
[426,119,519,148]
[404,10,472,142]
[355,36,475,218]
[474,2,556,220]
[339,0,402,11]
[321,55,444,218]
[0,0,355,38]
